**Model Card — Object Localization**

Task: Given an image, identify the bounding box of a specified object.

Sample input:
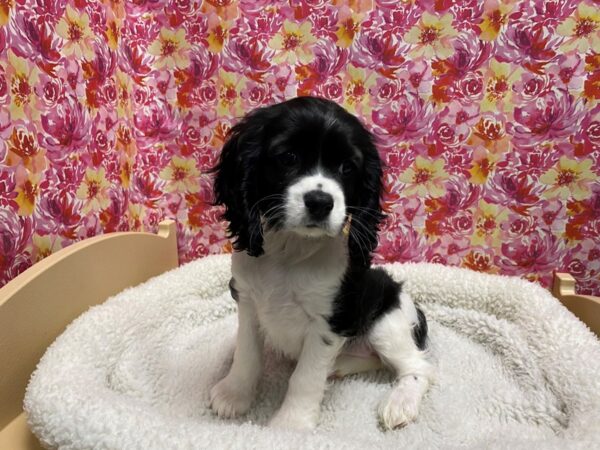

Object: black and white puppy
[210,97,433,430]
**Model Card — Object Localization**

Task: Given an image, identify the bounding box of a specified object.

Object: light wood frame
[0,222,598,449]
[0,221,178,449]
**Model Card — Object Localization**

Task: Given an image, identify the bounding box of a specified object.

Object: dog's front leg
[210,296,263,418]
[270,324,345,430]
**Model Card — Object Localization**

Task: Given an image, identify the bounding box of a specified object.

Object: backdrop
[1,0,599,294]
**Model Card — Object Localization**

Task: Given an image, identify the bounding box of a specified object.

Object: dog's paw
[269,408,317,430]
[209,377,253,418]
[378,378,423,430]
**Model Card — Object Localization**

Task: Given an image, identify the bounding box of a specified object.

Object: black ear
[212,112,265,257]
[348,136,385,268]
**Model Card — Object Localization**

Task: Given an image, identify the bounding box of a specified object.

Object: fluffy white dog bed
[24,255,600,449]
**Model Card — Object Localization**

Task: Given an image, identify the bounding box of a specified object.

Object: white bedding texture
[24,255,600,449]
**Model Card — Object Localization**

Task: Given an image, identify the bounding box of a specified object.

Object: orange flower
[5,126,47,173]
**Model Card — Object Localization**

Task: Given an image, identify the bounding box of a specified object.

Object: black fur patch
[412,307,428,350]
[229,278,239,302]
[321,335,333,346]
[328,267,401,337]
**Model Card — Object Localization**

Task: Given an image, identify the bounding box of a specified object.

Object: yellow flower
[0,0,14,26]
[269,20,317,65]
[128,203,144,231]
[56,5,95,59]
[557,3,600,53]
[469,147,500,185]
[5,126,47,173]
[539,157,595,200]
[15,167,41,216]
[76,167,111,214]
[6,50,40,121]
[479,0,514,42]
[336,10,361,48]
[343,65,376,115]
[207,14,228,53]
[471,200,508,247]
[404,12,458,59]
[399,156,449,197]
[32,234,62,262]
[217,69,245,116]
[159,156,200,193]
[148,28,191,69]
[481,59,522,112]
[106,18,120,51]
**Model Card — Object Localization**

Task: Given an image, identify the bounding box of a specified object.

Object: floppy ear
[212,114,265,257]
[348,137,385,268]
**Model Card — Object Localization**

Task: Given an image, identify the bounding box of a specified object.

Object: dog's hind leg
[368,292,433,430]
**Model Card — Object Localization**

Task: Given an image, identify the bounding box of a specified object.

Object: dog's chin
[288,223,342,238]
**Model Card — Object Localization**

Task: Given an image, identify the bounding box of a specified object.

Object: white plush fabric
[24,255,600,450]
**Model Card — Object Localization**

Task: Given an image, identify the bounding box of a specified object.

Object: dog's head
[212,96,384,267]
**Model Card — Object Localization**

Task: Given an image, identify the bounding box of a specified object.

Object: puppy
[210,97,433,430]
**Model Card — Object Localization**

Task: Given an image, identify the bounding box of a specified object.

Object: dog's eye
[339,161,355,177]
[279,151,298,167]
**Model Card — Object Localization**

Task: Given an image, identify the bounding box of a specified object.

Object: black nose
[303,190,334,221]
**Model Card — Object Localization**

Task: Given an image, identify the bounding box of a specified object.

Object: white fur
[284,173,347,237]
[24,255,600,449]
[212,215,432,430]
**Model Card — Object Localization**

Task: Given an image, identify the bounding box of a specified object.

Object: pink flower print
[118,44,152,83]
[184,46,218,83]
[133,98,179,148]
[0,66,9,106]
[444,32,492,75]
[122,14,161,47]
[0,27,6,55]
[296,39,347,95]
[484,170,544,213]
[350,24,409,74]
[36,190,82,239]
[397,59,432,96]
[264,65,296,101]
[41,96,91,155]
[529,0,577,27]
[0,208,33,286]
[573,103,600,157]
[369,76,404,106]
[223,34,274,75]
[454,71,485,103]
[37,73,66,108]
[124,0,166,18]
[380,3,421,35]
[496,21,560,69]
[131,170,164,207]
[317,75,343,102]
[499,231,564,277]
[241,79,273,110]
[547,54,584,92]
[239,0,284,16]
[8,11,61,62]
[451,0,484,33]
[509,90,586,146]
[502,213,537,240]
[513,72,553,103]
[374,225,426,264]
[4,123,47,173]
[371,93,434,144]
[0,168,17,210]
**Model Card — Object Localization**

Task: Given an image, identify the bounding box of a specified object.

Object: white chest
[231,234,347,359]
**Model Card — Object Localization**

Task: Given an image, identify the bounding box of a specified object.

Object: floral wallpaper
[1,0,599,295]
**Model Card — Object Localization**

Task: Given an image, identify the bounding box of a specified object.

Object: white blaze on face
[284,173,347,237]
